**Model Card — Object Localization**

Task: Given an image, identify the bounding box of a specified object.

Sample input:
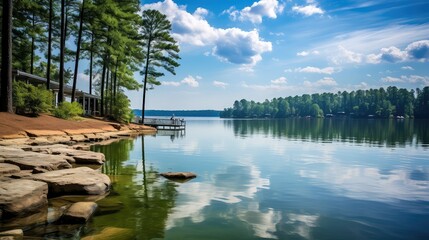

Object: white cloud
[401,66,414,70]
[292,4,324,16]
[315,25,429,66]
[242,82,291,91]
[405,40,429,61]
[161,81,181,87]
[297,50,319,57]
[366,40,429,64]
[271,77,287,84]
[161,75,200,87]
[295,66,337,74]
[381,76,404,83]
[304,77,338,87]
[226,0,285,24]
[181,75,199,87]
[269,32,285,36]
[366,46,408,64]
[143,0,272,69]
[213,81,229,88]
[212,28,272,68]
[406,75,429,84]
[381,75,429,85]
[331,46,362,64]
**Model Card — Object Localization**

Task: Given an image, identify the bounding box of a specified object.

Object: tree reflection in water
[89,137,178,240]
[226,118,429,147]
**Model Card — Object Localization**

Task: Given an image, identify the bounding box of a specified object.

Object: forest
[220,86,429,119]
[0,0,179,121]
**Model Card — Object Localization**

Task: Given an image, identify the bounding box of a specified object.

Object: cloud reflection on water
[165,162,282,239]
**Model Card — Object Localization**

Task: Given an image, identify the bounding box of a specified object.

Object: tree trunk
[89,33,94,95]
[58,0,66,104]
[30,12,35,74]
[46,0,53,90]
[0,0,14,113]
[100,60,106,116]
[71,0,86,102]
[113,59,118,105]
[105,68,110,115]
[142,38,152,121]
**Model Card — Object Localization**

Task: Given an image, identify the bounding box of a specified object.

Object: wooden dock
[143,118,186,130]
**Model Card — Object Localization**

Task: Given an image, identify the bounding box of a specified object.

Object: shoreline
[0,113,157,238]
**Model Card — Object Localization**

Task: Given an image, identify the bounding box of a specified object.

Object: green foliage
[13,81,54,115]
[140,9,180,117]
[53,101,84,119]
[111,92,134,123]
[222,87,423,119]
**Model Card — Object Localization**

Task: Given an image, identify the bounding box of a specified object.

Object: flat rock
[70,134,87,142]
[3,153,72,173]
[0,229,24,238]
[160,172,197,179]
[81,227,133,240]
[26,130,66,137]
[46,147,105,165]
[31,167,111,195]
[0,138,30,146]
[0,163,20,175]
[0,179,48,219]
[61,202,98,223]
[47,135,72,144]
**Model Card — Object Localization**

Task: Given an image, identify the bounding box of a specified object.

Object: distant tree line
[221,86,429,119]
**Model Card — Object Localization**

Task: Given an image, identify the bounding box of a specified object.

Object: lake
[88,118,429,240]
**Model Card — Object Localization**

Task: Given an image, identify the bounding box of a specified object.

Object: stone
[31,167,111,195]
[0,207,49,228]
[70,135,87,142]
[4,155,72,173]
[0,229,24,238]
[49,193,108,208]
[83,133,98,142]
[95,197,124,216]
[81,227,133,240]
[47,135,73,144]
[60,202,98,224]
[0,179,48,218]
[160,172,197,180]
[0,163,20,175]
[72,153,105,165]
[29,137,51,146]
[0,139,29,147]
[43,147,105,165]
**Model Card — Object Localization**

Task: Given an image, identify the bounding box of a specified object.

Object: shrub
[53,101,84,119]
[112,92,134,123]
[13,81,54,116]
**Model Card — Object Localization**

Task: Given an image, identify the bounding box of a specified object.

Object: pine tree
[140,9,180,120]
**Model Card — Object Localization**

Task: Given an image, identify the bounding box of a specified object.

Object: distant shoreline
[133,109,221,117]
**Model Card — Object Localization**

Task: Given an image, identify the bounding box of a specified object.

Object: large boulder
[31,167,111,195]
[0,179,48,219]
[60,202,98,223]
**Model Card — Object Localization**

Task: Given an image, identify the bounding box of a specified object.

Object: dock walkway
[143,118,186,130]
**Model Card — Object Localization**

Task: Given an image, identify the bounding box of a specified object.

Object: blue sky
[77,0,429,110]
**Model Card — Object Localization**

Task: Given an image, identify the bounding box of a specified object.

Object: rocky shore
[0,113,157,239]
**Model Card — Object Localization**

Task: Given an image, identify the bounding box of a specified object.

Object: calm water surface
[89,118,429,240]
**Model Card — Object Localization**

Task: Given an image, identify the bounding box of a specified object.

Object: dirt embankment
[0,112,155,139]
